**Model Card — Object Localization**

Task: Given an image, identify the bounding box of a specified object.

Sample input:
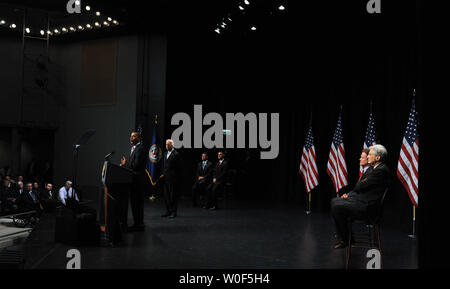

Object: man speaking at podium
[120,132,147,232]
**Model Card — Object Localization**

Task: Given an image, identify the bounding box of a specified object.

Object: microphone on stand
[104,151,115,160]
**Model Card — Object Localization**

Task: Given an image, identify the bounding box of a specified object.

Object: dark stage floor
[20,198,417,269]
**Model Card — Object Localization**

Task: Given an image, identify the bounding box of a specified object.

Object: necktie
[30,191,37,202]
[202,162,206,170]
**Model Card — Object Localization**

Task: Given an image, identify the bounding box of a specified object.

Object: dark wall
[164,0,422,233]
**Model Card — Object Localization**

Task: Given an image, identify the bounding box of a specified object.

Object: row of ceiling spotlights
[0,18,119,36]
[215,1,286,34]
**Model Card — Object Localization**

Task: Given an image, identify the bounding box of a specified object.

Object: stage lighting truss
[0,2,121,38]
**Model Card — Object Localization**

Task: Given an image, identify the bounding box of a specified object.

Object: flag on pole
[327,108,348,194]
[145,116,163,186]
[360,104,377,178]
[397,98,419,207]
[299,116,319,193]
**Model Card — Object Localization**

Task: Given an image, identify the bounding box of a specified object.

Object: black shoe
[161,212,171,217]
[168,213,177,218]
[209,206,217,211]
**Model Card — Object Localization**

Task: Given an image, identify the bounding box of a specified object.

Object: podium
[100,161,133,245]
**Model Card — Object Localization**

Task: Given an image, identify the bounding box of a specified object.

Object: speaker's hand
[120,156,126,166]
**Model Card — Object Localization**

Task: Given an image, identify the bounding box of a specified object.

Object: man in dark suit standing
[331,144,390,249]
[192,152,213,207]
[161,139,182,218]
[120,132,147,232]
[204,151,228,210]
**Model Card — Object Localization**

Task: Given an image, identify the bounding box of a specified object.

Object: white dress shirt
[59,186,79,205]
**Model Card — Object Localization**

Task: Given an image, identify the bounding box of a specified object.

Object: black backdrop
[163,0,422,236]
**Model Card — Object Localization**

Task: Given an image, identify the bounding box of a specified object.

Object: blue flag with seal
[145,116,163,186]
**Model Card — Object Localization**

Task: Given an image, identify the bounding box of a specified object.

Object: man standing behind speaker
[204,151,228,210]
[192,152,213,207]
[161,139,182,218]
[120,132,147,232]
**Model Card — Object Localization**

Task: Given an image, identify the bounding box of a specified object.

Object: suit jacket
[212,159,229,185]
[195,160,213,184]
[162,150,181,184]
[17,189,41,211]
[352,163,390,205]
[124,142,148,185]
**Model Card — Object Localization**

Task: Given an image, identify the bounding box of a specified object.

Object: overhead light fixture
[54,29,60,34]
[250,26,256,31]
[47,30,52,35]
[107,17,112,21]
[103,21,110,26]
[86,24,92,29]
[85,5,91,11]
[278,5,285,11]
[239,5,244,10]
[40,30,45,35]
[220,22,226,28]
[61,27,68,33]
[214,28,220,34]
[244,0,250,5]
[25,27,30,34]
[94,22,101,27]
[228,17,232,22]
[10,23,16,29]
[112,20,119,25]
[0,20,6,25]
[77,25,84,30]
[69,26,76,32]
[75,0,80,5]
[96,11,101,16]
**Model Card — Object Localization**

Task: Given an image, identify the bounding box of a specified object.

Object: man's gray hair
[66,180,72,185]
[369,144,388,162]
[166,139,174,146]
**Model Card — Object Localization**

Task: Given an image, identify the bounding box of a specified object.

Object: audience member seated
[330,144,390,249]
[1,179,20,214]
[40,183,59,212]
[59,180,96,216]
[17,182,44,216]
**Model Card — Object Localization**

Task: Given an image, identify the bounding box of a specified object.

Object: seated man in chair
[330,144,390,249]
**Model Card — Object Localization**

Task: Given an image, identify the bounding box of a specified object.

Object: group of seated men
[191,151,229,210]
[0,175,79,216]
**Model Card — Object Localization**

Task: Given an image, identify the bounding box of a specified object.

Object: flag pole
[408,89,417,238]
[306,191,312,215]
[408,205,416,238]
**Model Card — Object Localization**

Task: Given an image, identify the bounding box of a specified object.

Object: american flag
[360,108,377,178]
[397,98,419,207]
[299,118,318,193]
[327,110,348,194]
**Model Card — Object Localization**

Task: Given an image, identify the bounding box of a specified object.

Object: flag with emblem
[145,116,163,186]
[327,108,348,194]
[397,98,419,207]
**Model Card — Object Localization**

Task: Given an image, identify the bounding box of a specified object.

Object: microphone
[104,151,115,160]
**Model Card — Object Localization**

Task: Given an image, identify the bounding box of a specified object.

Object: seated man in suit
[204,151,229,210]
[1,179,19,214]
[17,182,43,216]
[331,144,390,249]
[40,183,59,212]
[192,152,213,207]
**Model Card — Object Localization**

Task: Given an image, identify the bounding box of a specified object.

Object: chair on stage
[346,188,388,269]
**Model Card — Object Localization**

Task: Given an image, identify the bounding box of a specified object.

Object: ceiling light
[10,23,16,29]
[278,5,285,11]
[61,27,68,32]
[75,0,80,5]
[54,29,60,34]
[69,26,76,32]
[0,20,6,25]
[112,20,119,25]
[85,6,91,11]
[96,11,101,16]
[25,27,30,33]
[47,30,52,35]
[86,24,92,29]
[239,5,244,10]
[77,25,84,30]
[103,21,110,26]
[214,28,220,34]
[107,17,112,21]
[94,22,101,27]
[40,30,45,35]
[250,26,256,31]
[244,0,250,5]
